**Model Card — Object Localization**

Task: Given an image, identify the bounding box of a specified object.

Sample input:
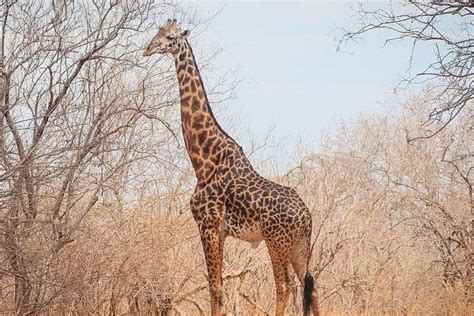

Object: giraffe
[143,19,319,316]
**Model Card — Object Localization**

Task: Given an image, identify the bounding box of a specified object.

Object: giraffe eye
[167,35,175,40]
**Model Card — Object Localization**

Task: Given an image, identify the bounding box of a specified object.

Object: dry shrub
[279,99,472,315]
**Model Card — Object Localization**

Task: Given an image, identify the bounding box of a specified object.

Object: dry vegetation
[0,0,472,315]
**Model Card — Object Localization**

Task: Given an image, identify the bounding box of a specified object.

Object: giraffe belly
[225,221,264,244]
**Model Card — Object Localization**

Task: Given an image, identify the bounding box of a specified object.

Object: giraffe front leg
[267,241,291,316]
[200,226,225,316]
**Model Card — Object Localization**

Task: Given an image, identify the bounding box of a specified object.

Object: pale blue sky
[184,1,435,165]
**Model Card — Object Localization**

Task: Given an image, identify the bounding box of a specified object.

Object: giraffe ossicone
[143,20,320,316]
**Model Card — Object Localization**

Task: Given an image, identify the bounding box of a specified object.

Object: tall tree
[0,0,187,313]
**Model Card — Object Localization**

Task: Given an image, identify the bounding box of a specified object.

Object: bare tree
[340,0,473,141]
[0,0,200,313]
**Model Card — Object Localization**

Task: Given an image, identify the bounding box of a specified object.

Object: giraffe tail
[303,273,314,316]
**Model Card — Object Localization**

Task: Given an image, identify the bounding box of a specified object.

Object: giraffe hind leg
[290,238,320,316]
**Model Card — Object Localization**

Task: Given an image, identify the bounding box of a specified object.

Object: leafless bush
[278,98,472,314]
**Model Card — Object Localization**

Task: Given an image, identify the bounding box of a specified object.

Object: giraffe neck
[174,39,235,180]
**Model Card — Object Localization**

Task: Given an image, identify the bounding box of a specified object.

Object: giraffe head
[143,19,190,57]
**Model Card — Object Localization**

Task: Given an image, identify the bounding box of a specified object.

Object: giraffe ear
[181,30,190,37]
